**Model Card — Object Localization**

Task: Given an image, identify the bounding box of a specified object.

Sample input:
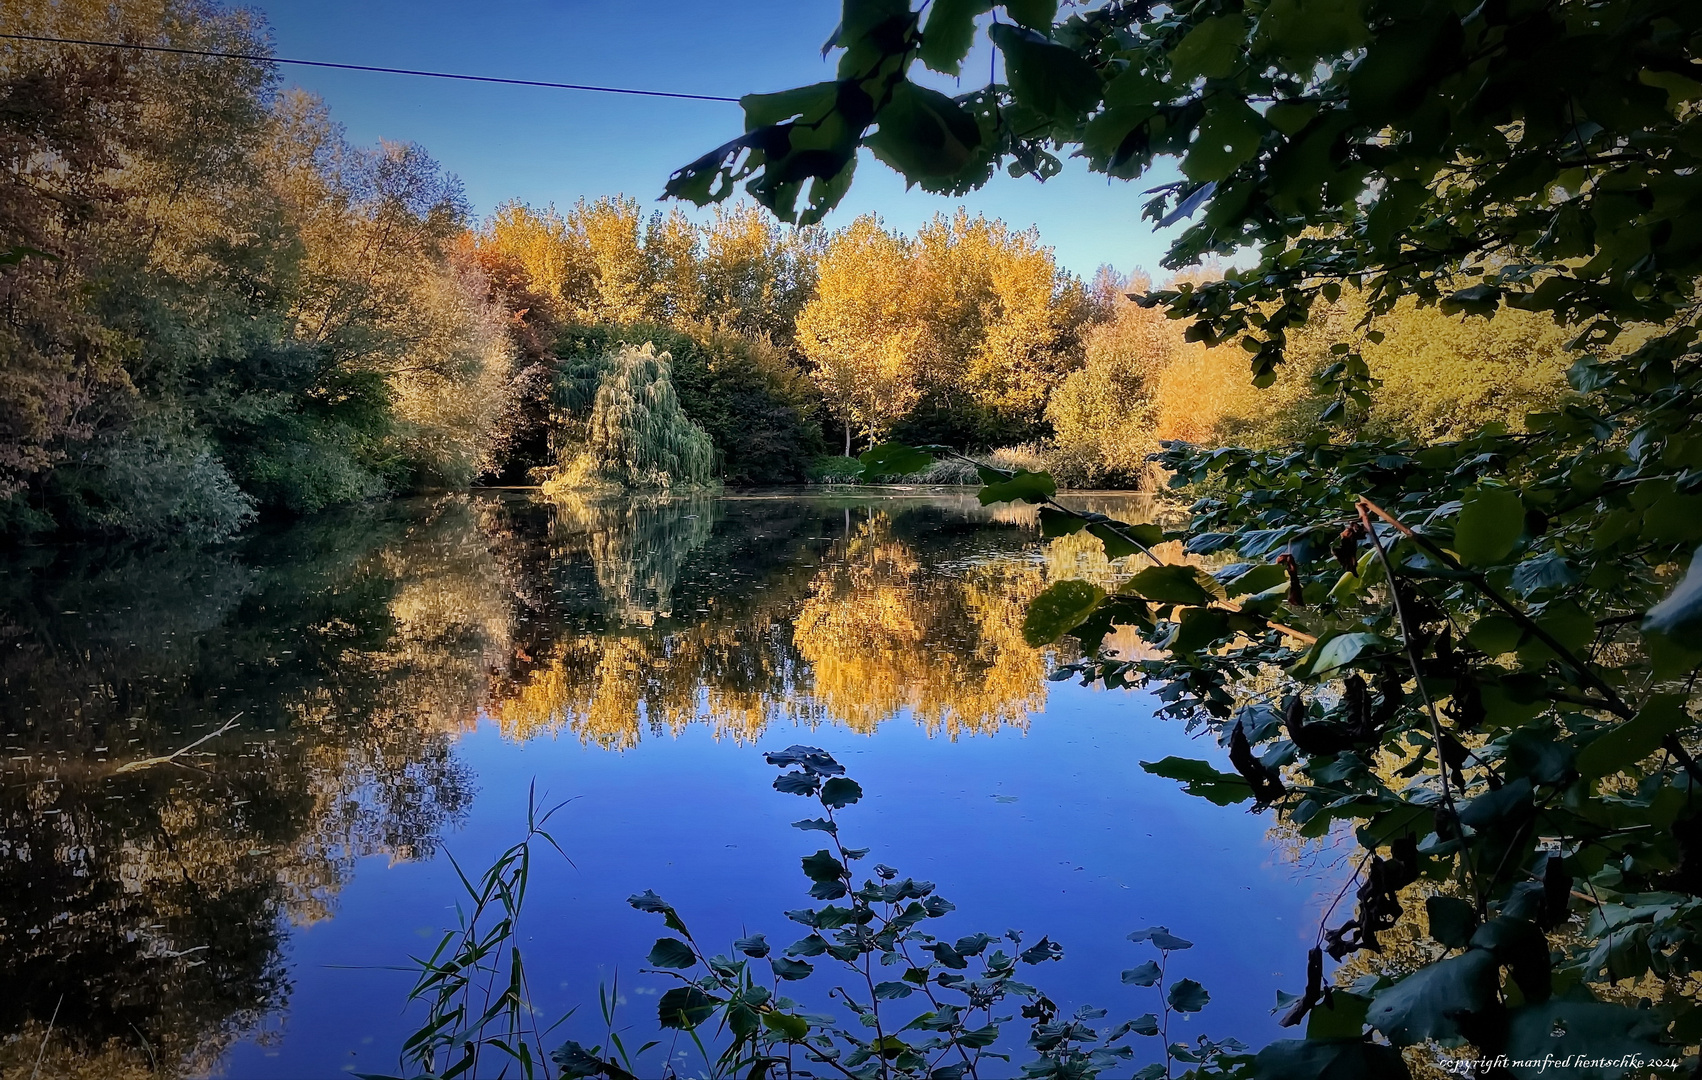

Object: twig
[1358,497,1633,719]
[113,714,242,773]
[30,996,62,1080]
[1356,499,1479,905]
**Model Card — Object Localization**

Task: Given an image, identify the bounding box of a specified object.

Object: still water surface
[2,490,1340,1078]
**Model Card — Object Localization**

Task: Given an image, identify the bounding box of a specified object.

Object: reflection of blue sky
[226,683,1345,1078]
[255,0,1187,279]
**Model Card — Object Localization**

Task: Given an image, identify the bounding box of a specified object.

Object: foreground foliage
[673,0,1702,1073]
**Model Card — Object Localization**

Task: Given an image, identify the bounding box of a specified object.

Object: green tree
[676,0,1702,1074]
[544,342,716,493]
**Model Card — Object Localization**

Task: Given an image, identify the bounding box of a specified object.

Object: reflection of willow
[0,498,492,1077]
[793,513,1049,735]
[546,492,717,625]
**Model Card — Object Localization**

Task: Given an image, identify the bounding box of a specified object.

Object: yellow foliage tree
[797,211,1088,454]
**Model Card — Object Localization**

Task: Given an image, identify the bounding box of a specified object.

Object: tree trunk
[843,418,852,457]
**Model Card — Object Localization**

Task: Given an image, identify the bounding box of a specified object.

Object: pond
[1,489,1344,1078]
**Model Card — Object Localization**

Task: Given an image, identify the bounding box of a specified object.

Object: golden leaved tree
[797,211,1088,455]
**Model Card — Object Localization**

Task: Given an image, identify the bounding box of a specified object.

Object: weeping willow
[543,343,718,493]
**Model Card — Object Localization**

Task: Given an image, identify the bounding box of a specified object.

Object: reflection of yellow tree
[491,615,816,749]
[794,514,1049,736]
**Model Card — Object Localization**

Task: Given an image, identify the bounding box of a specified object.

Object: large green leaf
[866,82,984,179]
[1454,486,1525,566]
[646,937,697,968]
[657,986,717,1029]
[1167,978,1210,1012]
[1124,564,1225,605]
[1140,757,1254,805]
[1089,520,1162,557]
[859,442,934,479]
[978,468,1057,505]
[988,23,1102,120]
[1366,949,1498,1045]
[1170,15,1247,81]
[919,0,993,74]
[1255,0,1368,62]
[1253,1039,1410,1080]
[1305,991,1370,1040]
[1002,0,1057,30]
[1502,1000,1668,1079]
[1022,579,1106,646]
[1182,100,1265,182]
[1576,693,1690,779]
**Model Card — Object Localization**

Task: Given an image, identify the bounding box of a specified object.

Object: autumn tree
[797,210,1087,454]
[795,215,924,453]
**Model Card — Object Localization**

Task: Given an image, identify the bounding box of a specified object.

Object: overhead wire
[0,31,742,103]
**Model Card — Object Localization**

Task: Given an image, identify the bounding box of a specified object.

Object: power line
[0,32,742,103]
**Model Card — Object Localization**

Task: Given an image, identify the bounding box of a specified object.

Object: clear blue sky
[255,0,1187,280]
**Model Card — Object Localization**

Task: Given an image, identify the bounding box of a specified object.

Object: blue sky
[255,0,1187,280]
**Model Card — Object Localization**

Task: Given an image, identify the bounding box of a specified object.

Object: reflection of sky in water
[0,491,1346,1078]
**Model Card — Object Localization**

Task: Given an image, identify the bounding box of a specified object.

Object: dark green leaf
[657,986,717,1029]
[1140,758,1254,805]
[1254,1039,1410,1080]
[821,777,864,808]
[1366,949,1498,1045]
[867,82,983,179]
[770,956,814,980]
[1002,0,1056,30]
[978,468,1057,505]
[1305,991,1370,1040]
[1088,520,1160,557]
[1124,564,1225,605]
[1121,960,1162,985]
[1223,563,1288,597]
[1454,487,1524,566]
[1502,1000,1667,1077]
[1576,693,1689,779]
[734,934,770,958]
[1171,15,1247,81]
[859,442,934,479]
[1129,926,1194,951]
[1040,507,1088,537]
[919,0,993,74]
[1425,897,1478,949]
[647,937,697,968]
[801,849,844,882]
[1022,579,1106,646]
[988,23,1101,120]
[1167,978,1210,1012]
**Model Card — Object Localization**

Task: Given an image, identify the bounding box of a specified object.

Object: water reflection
[0,488,1155,1075]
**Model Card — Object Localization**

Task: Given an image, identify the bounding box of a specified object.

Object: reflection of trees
[794,513,1049,735]
[1,489,1159,1073]
[493,502,1075,745]
[0,498,491,1076]
[545,492,718,626]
